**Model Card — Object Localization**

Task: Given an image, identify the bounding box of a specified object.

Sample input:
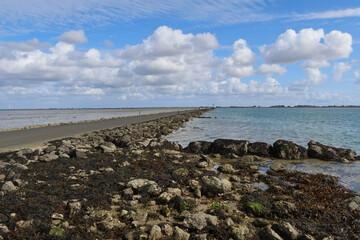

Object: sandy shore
[0,109,197,153]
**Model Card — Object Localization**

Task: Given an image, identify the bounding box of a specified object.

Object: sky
[1,0,360,108]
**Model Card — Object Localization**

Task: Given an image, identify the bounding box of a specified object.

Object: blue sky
[1,0,360,108]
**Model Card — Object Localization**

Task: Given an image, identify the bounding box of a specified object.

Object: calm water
[167,108,360,192]
[0,108,192,131]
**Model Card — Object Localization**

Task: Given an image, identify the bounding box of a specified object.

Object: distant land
[217,105,360,108]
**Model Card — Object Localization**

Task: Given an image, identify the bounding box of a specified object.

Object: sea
[166,108,360,193]
[0,108,192,131]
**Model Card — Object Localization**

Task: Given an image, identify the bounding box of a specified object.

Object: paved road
[0,110,197,152]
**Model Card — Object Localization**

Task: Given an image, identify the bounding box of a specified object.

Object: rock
[44,145,57,153]
[75,150,87,158]
[67,199,82,217]
[194,233,207,240]
[0,224,9,234]
[259,226,283,240]
[272,140,307,160]
[223,217,234,226]
[218,164,235,174]
[51,213,64,220]
[113,135,132,148]
[174,226,190,240]
[308,140,356,161]
[209,139,249,156]
[0,174,5,182]
[17,148,33,156]
[38,152,59,162]
[270,162,286,172]
[128,179,156,190]
[162,224,173,236]
[100,142,117,153]
[276,222,299,240]
[184,141,212,154]
[147,139,181,151]
[197,161,208,168]
[14,163,28,170]
[232,224,250,240]
[149,225,162,240]
[183,212,217,230]
[158,188,182,203]
[173,168,189,177]
[5,171,15,181]
[99,215,121,230]
[16,219,34,228]
[273,201,296,217]
[1,181,17,193]
[248,142,272,157]
[201,176,232,196]
[59,153,70,158]
[249,165,258,171]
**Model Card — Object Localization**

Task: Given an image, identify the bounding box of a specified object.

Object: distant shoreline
[219,105,360,109]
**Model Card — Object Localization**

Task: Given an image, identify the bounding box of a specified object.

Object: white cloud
[260,28,352,64]
[2,38,50,52]
[297,7,360,20]
[332,62,351,82]
[223,39,255,78]
[104,40,114,47]
[256,64,287,75]
[59,30,88,44]
[354,70,360,84]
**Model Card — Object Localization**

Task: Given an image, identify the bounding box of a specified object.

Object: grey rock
[197,161,208,168]
[75,150,87,158]
[184,141,212,154]
[100,142,117,153]
[276,222,299,240]
[1,181,17,192]
[233,224,250,240]
[273,201,296,217]
[183,212,217,230]
[201,176,232,196]
[248,142,272,157]
[149,225,162,240]
[14,163,28,170]
[272,140,307,160]
[218,164,235,174]
[209,139,249,156]
[128,179,156,190]
[39,152,59,162]
[308,140,356,161]
[270,162,286,172]
[174,226,190,240]
[162,224,173,236]
[259,226,283,240]
[158,188,182,203]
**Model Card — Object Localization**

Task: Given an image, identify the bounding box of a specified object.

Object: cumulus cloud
[260,28,352,64]
[59,30,88,44]
[223,39,255,78]
[256,64,287,75]
[332,62,351,82]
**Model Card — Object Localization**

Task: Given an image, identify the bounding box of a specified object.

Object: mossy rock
[246,202,263,216]
[173,168,189,177]
[49,227,65,237]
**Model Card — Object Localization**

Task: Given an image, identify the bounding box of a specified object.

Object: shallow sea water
[167,108,360,193]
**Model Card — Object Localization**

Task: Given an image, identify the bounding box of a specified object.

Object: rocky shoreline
[0,109,359,239]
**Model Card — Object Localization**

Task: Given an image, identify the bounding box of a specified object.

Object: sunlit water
[0,108,192,131]
[167,108,360,193]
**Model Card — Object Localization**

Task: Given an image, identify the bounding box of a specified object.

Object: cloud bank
[0,26,356,107]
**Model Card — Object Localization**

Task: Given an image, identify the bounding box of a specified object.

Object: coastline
[0,109,198,153]
[0,109,359,239]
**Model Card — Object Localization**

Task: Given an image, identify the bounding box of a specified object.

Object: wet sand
[0,109,196,152]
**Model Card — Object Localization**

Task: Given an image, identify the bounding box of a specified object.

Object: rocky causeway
[0,109,359,239]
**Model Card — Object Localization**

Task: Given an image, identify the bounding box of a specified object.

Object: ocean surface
[0,108,192,131]
[167,108,360,193]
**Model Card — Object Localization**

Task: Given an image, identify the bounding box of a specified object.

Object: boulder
[307,140,356,161]
[100,142,117,153]
[38,152,59,162]
[275,221,299,240]
[147,139,181,151]
[209,139,249,156]
[183,212,217,230]
[259,226,283,240]
[218,164,235,174]
[184,141,212,154]
[248,142,272,157]
[272,140,307,160]
[270,162,286,172]
[174,226,190,240]
[1,181,17,193]
[201,176,232,196]
[113,135,132,148]
[149,225,162,240]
